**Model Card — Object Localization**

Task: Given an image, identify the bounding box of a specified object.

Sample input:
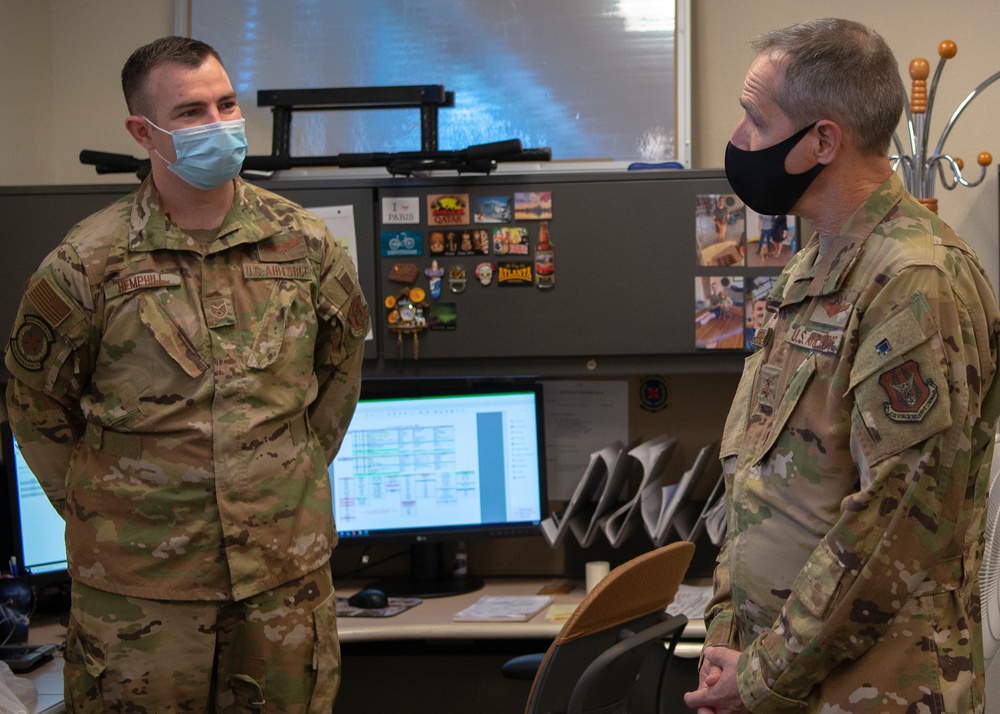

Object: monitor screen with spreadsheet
[329,383,547,597]
[0,422,68,587]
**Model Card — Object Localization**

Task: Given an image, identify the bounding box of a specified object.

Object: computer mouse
[347,587,389,609]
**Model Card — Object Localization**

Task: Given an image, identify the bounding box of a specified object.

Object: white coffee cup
[585,560,611,593]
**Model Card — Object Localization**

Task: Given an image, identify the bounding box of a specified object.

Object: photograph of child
[694,275,745,349]
[695,194,745,267]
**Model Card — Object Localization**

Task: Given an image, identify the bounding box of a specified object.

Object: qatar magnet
[427,194,471,226]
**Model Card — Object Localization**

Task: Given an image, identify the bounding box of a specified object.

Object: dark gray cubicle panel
[374,169,737,361]
[0,182,378,382]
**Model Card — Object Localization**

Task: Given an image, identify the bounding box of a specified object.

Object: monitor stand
[366,542,484,599]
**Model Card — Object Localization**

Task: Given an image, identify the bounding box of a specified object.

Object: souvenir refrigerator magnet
[425,260,445,300]
[380,230,423,257]
[473,196,513,223]
[429,231,446,255]
[382,197,420,224]
[448,265,467,293]
[427,303,458,331]
[475,262,496,286]
[497,262,533,286]
[427,194,471,226]
[388,263,419,284]
[514,191,553,220]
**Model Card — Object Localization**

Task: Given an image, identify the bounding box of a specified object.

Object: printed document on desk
[453,595,554,622]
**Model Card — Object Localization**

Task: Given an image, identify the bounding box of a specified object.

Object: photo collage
[694,193,797,350]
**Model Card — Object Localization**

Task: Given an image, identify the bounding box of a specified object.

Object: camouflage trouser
[63,567,340,713]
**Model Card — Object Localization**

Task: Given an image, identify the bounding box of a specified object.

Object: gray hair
[753,18,905,156]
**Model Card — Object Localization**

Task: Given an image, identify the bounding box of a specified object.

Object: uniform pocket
[748,353,817,465]
[137,292,209,377]
[247,279,297,370]
[63,616,109,712]
[308,589,341,714]
[720,350,764,459]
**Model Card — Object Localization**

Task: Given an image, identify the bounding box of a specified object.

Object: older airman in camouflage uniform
[686,20,1000,714]
[5,36,368,712]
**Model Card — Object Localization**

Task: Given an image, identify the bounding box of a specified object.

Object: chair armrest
[567,614,688,714]
[502,653,545,680]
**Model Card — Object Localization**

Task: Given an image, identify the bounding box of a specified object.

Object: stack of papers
[453,595,554,622]
[666,583,714,621]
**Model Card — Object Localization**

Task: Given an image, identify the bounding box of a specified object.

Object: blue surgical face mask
[145,117,248,190]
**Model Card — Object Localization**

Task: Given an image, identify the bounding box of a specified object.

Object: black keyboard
[0,643,57,673]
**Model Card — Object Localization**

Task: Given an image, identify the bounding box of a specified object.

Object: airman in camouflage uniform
[5,36,368,712]
[686,20,1000,714]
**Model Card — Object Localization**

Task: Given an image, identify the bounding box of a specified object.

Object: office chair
[504,541,696,714]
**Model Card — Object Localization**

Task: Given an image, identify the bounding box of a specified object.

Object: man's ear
[813,120,841,165]
[125,115,156,151]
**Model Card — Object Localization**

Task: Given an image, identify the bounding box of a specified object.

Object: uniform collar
[780,172,904,308]
[127,176,279,253]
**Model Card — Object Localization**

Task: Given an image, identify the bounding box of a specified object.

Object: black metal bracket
[256,85,455,159]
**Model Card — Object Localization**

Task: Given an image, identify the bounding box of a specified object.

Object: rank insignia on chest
[879,359,938,422]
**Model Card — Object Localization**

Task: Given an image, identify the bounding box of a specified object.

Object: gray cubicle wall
[373,169,743,363]
[1,169,769,381]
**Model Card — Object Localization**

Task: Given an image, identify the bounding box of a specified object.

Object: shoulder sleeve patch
[27,276,72,327]
[851,294,952,466]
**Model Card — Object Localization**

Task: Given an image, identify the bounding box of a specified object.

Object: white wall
[0,0,174,186]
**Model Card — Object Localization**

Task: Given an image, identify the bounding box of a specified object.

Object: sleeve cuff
[737,647,809,714]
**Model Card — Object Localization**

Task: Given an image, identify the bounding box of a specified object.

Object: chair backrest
[525,541,696,714]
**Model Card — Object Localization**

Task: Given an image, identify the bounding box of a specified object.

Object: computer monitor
[0,422,69,588]
[331,382,547,598]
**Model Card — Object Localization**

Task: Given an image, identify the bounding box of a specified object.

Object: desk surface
[337,578,706,645]
[338,578,581,642]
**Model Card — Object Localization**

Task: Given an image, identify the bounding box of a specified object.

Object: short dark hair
[753,18,906,156]
[121,36,223,118]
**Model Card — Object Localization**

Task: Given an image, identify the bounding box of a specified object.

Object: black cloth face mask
[724,122,825,215]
